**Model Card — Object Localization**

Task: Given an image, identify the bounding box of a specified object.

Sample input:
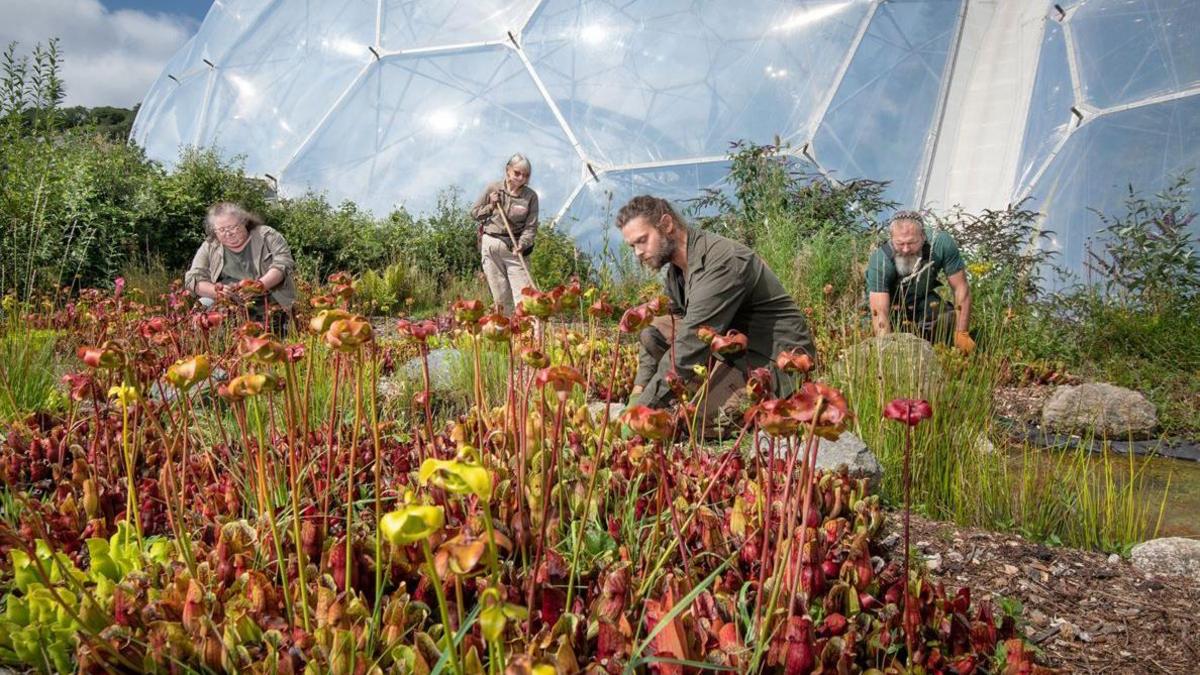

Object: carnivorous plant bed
[0,280,1052,673]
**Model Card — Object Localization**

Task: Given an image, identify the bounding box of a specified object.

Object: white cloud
[0,0,197,107]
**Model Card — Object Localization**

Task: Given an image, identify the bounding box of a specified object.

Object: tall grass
[827,313,1168,552]
[0,325,61,421]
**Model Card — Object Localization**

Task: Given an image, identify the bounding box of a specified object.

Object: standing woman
[185,202,297,334]
[472,153,539,312]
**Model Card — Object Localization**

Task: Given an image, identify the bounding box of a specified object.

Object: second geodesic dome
[131,0,1200,263]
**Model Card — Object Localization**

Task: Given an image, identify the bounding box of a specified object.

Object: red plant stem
[419,343,433,458]
[527,393,567,631]
[655,447,695,579]
[786,424,822,620]
[903,411,914,660]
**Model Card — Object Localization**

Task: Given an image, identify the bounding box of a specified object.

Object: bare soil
[881,512,1200,673]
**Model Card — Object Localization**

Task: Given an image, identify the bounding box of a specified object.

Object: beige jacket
[184,224,297,310]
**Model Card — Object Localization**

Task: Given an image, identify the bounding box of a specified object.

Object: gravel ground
[882,512,1200,673]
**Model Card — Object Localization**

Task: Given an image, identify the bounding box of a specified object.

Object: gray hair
[204,202,263,240]
[888,210,926,236]
[506,153,532,174]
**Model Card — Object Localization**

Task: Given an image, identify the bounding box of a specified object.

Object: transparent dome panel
[814,0,961,206]
[380,0,542,52]
[175,0,278,75]
[523,0,873,167]
[1029,95,1200,274]
[280,47,580,219]
[1014,19,1074,198]
[1071,0,1200,110]
[198,0,377,175]
[559,161,743,254]
[133,71,212,166]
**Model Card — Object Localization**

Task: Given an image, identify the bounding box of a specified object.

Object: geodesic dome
[131,0,1200,261]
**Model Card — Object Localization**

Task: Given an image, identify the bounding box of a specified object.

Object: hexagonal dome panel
[1029,95,1200,272]
[1070,0,1200,110]
[279,46,580,219]
[813,0,961,205]
[198,0,377,176]
[523,0,873,167]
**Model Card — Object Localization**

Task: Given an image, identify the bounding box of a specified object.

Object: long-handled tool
[493,190,540,292]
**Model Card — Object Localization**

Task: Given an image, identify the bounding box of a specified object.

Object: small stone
[947,551,964,563]
[1003,564,1019,576]
[924,553,942,572]
[880,533,900,549]
[1107,553,1120,565]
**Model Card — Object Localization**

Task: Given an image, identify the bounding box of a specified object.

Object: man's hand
[487,190,501,205]
[953,330,976,355]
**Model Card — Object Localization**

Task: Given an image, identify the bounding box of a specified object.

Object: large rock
[378,347,461,404]
[586,401,624,424]
[764,431,883,491]
[838,333,942,397]
[1130,537,1200,577]
[1041,382,1158,439]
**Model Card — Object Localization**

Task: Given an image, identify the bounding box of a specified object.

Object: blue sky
[0,0,211,107]
[102,0,212,24]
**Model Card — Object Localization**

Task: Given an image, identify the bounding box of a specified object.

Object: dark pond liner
[997,417,1200,463]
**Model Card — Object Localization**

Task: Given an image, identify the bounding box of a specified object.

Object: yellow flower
[107,385,141,408]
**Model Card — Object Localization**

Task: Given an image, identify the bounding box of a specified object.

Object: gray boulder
[838,333,942,397]
[378,347,461,404]
[764,430,883,491]
[1130,537,1200,577]
[586,401,624,424]
[1041,382,1158,439]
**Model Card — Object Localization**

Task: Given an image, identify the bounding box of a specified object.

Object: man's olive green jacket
[635,227,816,408]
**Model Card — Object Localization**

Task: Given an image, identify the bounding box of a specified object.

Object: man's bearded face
[894,251,922,276]
[890,220,925,277]
[621,215,677,271]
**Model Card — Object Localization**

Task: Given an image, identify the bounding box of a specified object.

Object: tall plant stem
[422,540,463,675]
[251,397,296,627]
[527,393,567,631]
[344,357,364,595]
[283,359,311,632]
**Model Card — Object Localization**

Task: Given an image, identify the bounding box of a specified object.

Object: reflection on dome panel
[1014,19,1074,198]
[279,48,580,220]
[133,71,212,167]
[1029,95,1200,274]
[379,0,541,51]
[197,0,377,175]
[814,0,961,206]
[523,0,872,166]
[1071,0,1200,110]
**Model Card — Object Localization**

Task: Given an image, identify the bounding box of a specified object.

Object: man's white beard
[894,253,922,277]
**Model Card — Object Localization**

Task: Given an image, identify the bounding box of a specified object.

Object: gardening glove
[519,243,534,257]
[953,330,976,355]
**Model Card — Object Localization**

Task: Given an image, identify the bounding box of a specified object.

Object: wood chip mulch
[881,512,1200,674]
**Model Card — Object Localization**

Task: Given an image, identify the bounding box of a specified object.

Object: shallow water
[1015,445,1200,539]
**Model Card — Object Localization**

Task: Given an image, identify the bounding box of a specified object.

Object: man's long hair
[616,195,687,232]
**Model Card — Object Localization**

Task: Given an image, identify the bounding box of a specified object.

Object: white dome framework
[132,0,1200,261]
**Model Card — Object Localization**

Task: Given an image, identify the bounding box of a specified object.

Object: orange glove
[954,330,976,354]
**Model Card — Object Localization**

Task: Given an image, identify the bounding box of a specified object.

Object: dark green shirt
[865,228,965,318]
[636,228,816,408]
[218,245,257,286]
